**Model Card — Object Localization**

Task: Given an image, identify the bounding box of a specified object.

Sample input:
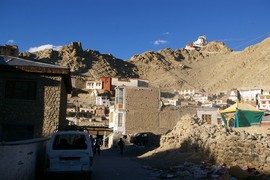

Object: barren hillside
[19,37,270,93]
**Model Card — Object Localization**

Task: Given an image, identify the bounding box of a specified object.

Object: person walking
[118,138,125,155]
[94,136,102,155]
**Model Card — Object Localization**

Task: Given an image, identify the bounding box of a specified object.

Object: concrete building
[86,80,102,89]
[193,93,208,104]
[196,107,221,125]
[0,55,72,141]
[215,97,228,108]
[175,89,195,96]
[96,95,110,107]
[85,77,149,95]
[257,95,270,111]
[239,89,262,102]
[162,98,180,106]
[111,77,149,89]
[227,89,238,102]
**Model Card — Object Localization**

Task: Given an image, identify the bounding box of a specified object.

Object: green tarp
[221,110,264,128]
[235,110,264,127]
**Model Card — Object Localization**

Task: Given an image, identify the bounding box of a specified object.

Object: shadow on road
[91,146,155,180]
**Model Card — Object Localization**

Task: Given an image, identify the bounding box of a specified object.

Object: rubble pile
[144,162,268,179]
[155,115,270,176]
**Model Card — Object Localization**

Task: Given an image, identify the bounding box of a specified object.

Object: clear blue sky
[1,0,269,60]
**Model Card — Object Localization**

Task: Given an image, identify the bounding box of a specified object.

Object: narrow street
[91,147,153,180]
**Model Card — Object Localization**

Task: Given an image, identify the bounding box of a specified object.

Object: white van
[46,128,93,177]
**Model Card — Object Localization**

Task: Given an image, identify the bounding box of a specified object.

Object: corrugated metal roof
[0,55,67,69]
[0,55,72,93]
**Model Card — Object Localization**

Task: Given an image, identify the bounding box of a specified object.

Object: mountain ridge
[19,37,270,93]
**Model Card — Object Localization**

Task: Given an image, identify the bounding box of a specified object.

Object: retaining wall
[0,138,49,180]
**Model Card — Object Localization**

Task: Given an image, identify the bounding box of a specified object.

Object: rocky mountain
[20,42,139,79]
[19,37,270,93]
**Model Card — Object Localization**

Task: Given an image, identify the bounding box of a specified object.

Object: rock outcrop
[20,42,139,78]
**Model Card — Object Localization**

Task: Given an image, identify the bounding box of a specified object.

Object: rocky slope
[19,37,270,93]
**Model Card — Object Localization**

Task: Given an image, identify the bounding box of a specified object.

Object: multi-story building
[85,77,148,94]
[257,95,270,111]
[86,80,102,89]
[110,86,160,135]
[193,93,208,104]
[111,77,149,89]
[0,55,72,141]
[227,89,238,102]
[238,89,262,102]
[100,77,111,92]
[96,96,110,107]
[175,89,195,96]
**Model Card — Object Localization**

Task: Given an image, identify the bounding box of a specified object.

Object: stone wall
[0,71,68,140]
[160,115,270,174]
[41,75,68,137]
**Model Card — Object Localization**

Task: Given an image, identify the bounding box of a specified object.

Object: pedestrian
[90,135,94,151]
[118,138,125,155]
[94,136,102,155]
[104,138,109,148]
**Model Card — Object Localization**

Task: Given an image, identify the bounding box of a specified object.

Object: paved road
[91,147,154,180]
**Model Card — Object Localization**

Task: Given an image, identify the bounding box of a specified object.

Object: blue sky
[1,0,269,60]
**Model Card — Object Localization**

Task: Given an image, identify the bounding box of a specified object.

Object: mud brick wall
[124,87,196,135]
[125,87,160,134]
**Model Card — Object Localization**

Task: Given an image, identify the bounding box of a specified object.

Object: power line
[234,32,270,49]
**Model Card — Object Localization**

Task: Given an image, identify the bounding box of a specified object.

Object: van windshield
[52,134,88,150]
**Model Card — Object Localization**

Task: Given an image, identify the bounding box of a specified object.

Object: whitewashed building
[196,107,222,125]
[86,80,102,89]
[227,89,238,102]
[175,89,195,96]
[257,95,270,111]
[239,89,262,101]
[96,96,110,107]
[193,93,208,104]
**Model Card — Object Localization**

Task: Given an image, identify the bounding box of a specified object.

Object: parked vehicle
[130,132,150,146]
[46,126,93,177]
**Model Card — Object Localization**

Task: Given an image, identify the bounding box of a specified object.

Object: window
[116,88,123,104]
[5,80,37,100]
[118,113,123,127]
[96,83,101,87]
[217,118,222,125]
[53,134,87,150]
[202,114,212,124]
